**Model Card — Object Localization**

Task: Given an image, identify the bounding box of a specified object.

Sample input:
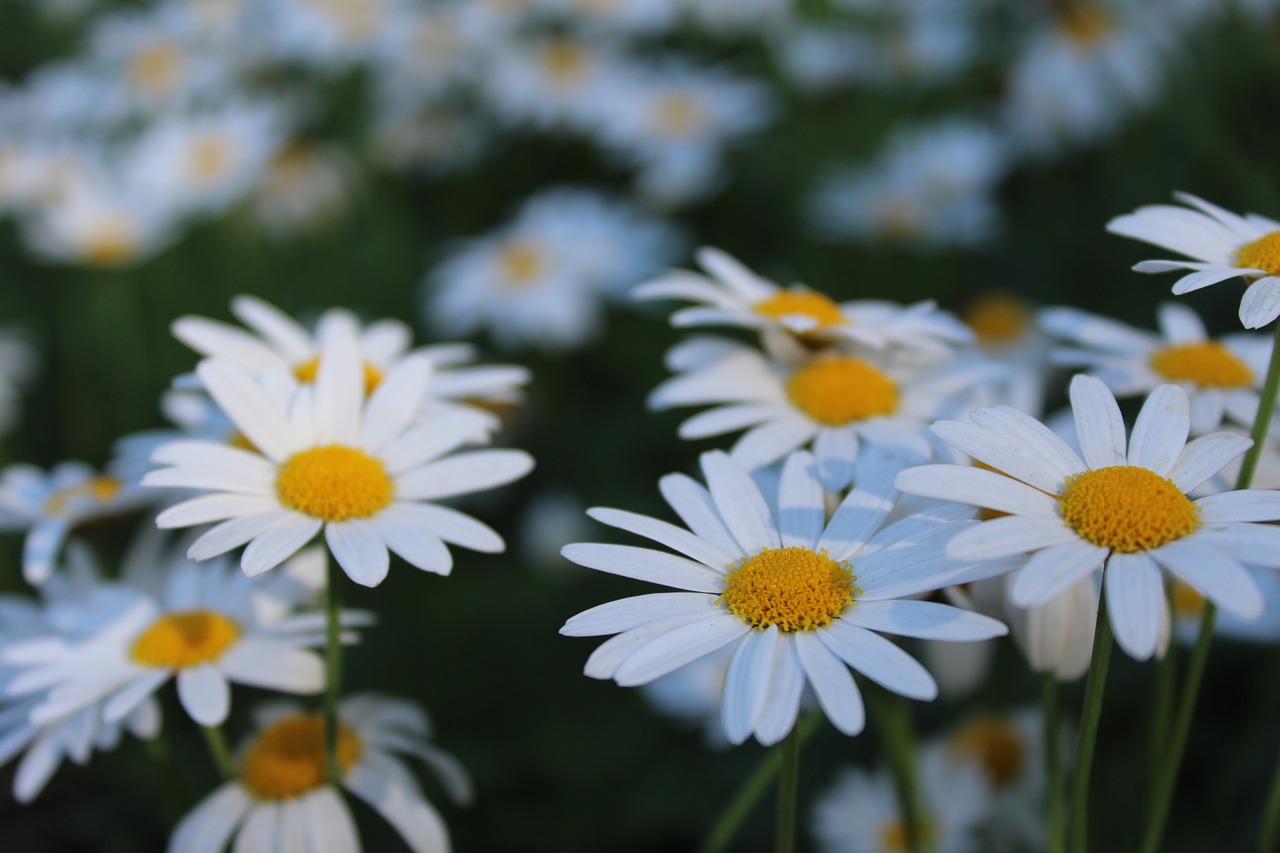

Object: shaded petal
[177,665,230,726]
[841,600,1007,641]
[396,450,534,500]
[947,515,1079,560]
[794,631,864,736]
[326,521,389,587]
[1196,490,1280,522]
[658,473,741,557]
[1070,375,1127,470]
[1127,385,1190,476]
[817,459,901,562]
[700,451,778,554]
[754,639,805,746]
[1241,277,1280,329]
[560,543,724,592]
[777,451,824,550]
[820,621,937,700]
[1104,552,1164,661]
[895,465,1060,517]
[197,360,295,462]
[1009,541,1108,607]
[561,593,718,637]
[721,627,779,745]
[587,507,733,569]
[612,616,751,686]
[1169,433,1252,493]
[1151,539,1264,619]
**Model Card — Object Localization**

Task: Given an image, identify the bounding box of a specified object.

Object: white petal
[1240,277,1280,329]
[967,406,1087,480]
[311,328,363,445]
[658,473,741,557]
[777,451,824,550]
[1127,385,1190,476]
[612,616,750,686]
[188,511,301,562]
[817,459,901,561]
[1196,490,1280,522]
[360,355,431,451]
[393,502,505,553]
[219,640,324,693]
[1194,523,1280,568]
[395,450,533,500]
[301,788,360,853]
[721,627,779,745]
[1169,433,1253,492]
[812,428,858,492]
[930,416,1078,495]
[154,494,283,528]
[586,507,733,569]
[1104,552,1165,661]
[241,518,323,577]
[841,600,1007,641]
[1151,539,1264,619]
[197,360,296,462]
[819,621,937,700]
[894,465,1060,517]
[754,639,805,746]
[168,784,252,853]
[1156,302,1208,342]
[560,543,725,593]
[947,515,1080,560]
[678,404,776,439]
[178,664,231,726]
[794,631,864,736]
[102,670,169,724]
[364,506,453,575]
[561,593,718,637]
[1070,375,1127,470]
[700,451,778,554]
[344,764,451,853]
[1009,541,1108,607]
[1170,266,1252,294]
[582,612,724,680]
[326,521,390,587]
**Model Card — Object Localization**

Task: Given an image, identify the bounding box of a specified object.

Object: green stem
[1235,321,1280,492]
[1069,592,1113,853]
[1145,601,1178,821]
[697,712,823,853]
[324,554,344,783]
[144,732,188,822]
[1044,674,1066,853]
[870,688,933,853]
[1259,758,1280,853]
[775,726,800,853]
[200,725,235,781]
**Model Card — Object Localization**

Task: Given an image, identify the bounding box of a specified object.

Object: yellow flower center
[962,293,1031,345]
[718,547,855,632]
[949,718,1025,789]
[43,476,121,515]
[786,358,898,426]
[276,445,393,522]
[189,136,233,183]
[130,610,240,669]
[541,39,588,83]
[651,94,705,138]
[240,714,363,800]
[1171,580,1206,618]
[1060,5,1111,44]
[1149,342,1254,388]
[83,219,140,267]
[753,290,845,330]
[292,357,385,394]
[498,240,545,287]
[881,818,935,853]
[1235,230,1280,277]
[129,44,182,93]
[1058,466,1200,553]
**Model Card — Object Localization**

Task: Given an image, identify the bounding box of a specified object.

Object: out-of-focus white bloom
[0,331,35,437]
[684,0,792,37]
[1172,570,1280,646]
[959,293,1053,417]
[370,2,483,109]
[367,106,491,175]
[427,186,683,351]
[519,490,591,578]
[265,0,398,69]
[809,119,1007,250]
[639,643,736,747]
[480,35,626,133]
[537,0,680,35]
[248,143,358,237]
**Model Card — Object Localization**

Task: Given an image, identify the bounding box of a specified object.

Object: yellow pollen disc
[541,40,588,82]
[129,44,182,92]
[130,610,240,669]
[293,356,385,394]
[962,293,1031,345]
[718,547,855,632]
[1060,5,1111,43]
[753,289,844,330]
[83,220,139,267]
[1235,230,1280,277]
[1058,466,1200,553]
[949,718,1025,789]
[189,137,233,182]
[498,240,545,287]
[43,476,122,515]
[786,358,898,426]
[276,445,393,522]
[1149,342,1254,388]
[652,94,704,138]
[1172,580,1206,618]
[240,714,363,800]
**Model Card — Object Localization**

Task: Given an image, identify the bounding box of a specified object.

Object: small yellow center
[130,610,240,669]
[753,289,844,330]
[129,44,182,93]
[240,714,363,800]
[293,357,385,394]
[1150,342,1254,388]
[1172,580,1206,618]
[1060,5,1111,44]
[962,293,1031,345]
[881,818,935,853]
[189,136,233,182]
[541,40,588,83]
[786,358,898,426]
[950,718,1025,789]
[1235,231,1280,277]
[1059,466,1200,553]
[652,94,705,138]
[498,240,545,287]
[83,220,139,267]
[718,547,855,632]
[43,476,122,515]
[276,445,393,522]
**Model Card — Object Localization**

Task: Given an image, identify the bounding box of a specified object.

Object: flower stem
[1236,320,1280,492]
[1258,758,1280,853]
[775,725,800,853]
[1069,591,1113,853]
[1144,602,1178,821]
[324,553,344,783]
[200,724,235,781]
[870,688,933,853]
[1044,673,1066,853]
[697,712,822,853]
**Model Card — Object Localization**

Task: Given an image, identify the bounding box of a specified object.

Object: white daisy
[248,142,358,238]
[958,292,1053,417]
[1042,302,1274,433]
[144,329,534,586]
[478,35,626,133]
[169,693,471,853]
[634,247,972,355]
[649,336,998,490]
[561,450,1009,746]
[1106,192,1280,329]
[895,374,1280,660]
[0,329,36,438]
[3,542,353,728]
[1171,569,1280,646]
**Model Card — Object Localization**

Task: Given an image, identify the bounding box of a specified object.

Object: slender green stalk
[775,726,801,853]
[201,725,235,781]
[1235,321,1280,493]
[1144,591,1179,820]
[324,555,344,782]
[144,732,189,821]
[697,712,823,853]
[1259,759,1280,853]
[870,688,933,853]
[1069,593,1113,853]
[1044,674,1066,853]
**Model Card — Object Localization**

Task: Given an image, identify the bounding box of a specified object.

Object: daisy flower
[144,330,534,586]
[169,693,471,853]
[895,374,1280,660]
[1106,192,1280,329]
[958,292,1053,417]
[1042,302,1274,433]
[4,543,356,728]
[560,450,1009,746]
[649,336,999,490]
[634,247,972,355]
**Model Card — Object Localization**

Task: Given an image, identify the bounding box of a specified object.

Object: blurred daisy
[1171,569,1280,646]
[650,336,997,490]
[942,709,1048,851]
[144,331,534,586]
[21,173,179,268]
[561,450,1009,746]
[248,142,358,238]
[812,747,991,853]
[265,0,396,69]
[0,330,35,437]
[1042,302,1274,433]
[1107,193,1280,329]
[4,543,350,728]
[958,292,1053,417]
[896,374,1280,660]
[635,247,972,355]
[169,693,471,853]
[639,643,736,747]
[479,35,624,133]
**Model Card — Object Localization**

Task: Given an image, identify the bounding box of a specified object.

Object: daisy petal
[326,521,390,587]
[1070,375,1127,469]
[560,544,725,593]
[345,764,451,853]
[841,600,1007,641]
[177,664,230,726]
[241,518,323,578]
[561,593,717,637]
[728,418,817,476]
[582,612,723,680]
[1127,385,1190,476]
[812,428,858,492]
[587,508,733,569]
[219,640,324,693]
[1009,541,1108,607]
[930,418,1073,495]
[188,511,300,561]
[700,451,778,554]
[947,515,1080,560]
[820,621,936,700]
[613,616,751,686]
[794,631,864,736]
[1152,539,1264,619]
[196,360,295,462]
[1169,433,1252,492]
[1195,523,1280,568]
[1240,277,1280,329]
[777,452,824,550]
[894,465,1060,517]
[1196,490,1280,522]
[817,460,901,561]
[659,473,741,557]
[365,507,453,575]
[302,788,360,853]
[1104,552,1164,661]
[721,626,779,745]
[754,640,805,746]
[396,450,533,500]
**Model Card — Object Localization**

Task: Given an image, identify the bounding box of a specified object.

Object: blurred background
[1,0,1280,850]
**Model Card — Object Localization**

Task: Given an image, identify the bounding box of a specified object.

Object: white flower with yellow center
[896,374,1280,660]
[170,693,471,853]
[650,337,998,490]
[1107,193,1280,329]
[635,247,972,355]
[479,35,624,133]
[561,450,1008,746]
[959,292,1052,417]
[3,547,352,728]
[1043,302,1273,434]
[144,331,534,586]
